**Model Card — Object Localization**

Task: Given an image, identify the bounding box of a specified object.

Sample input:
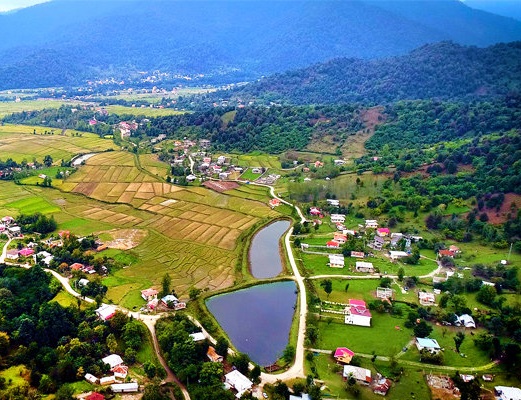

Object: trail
[0,238,13,263]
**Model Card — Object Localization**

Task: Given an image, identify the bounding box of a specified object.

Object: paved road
[0,238,13,263]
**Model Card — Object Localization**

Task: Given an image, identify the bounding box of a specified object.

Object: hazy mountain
[225,41,521,104]
[464,1,521,22]
[1,0,521,89]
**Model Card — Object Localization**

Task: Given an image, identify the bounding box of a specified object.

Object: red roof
[334,347,355,358]
[86,393,105,400]
[18,248,34,257]
[326,241,340,247]
[70,263,84,270]
[377,228,390,234]
[439,250,455,257]
[349,299,372,317]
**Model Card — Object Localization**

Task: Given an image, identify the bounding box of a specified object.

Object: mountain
[464,1,521,22]
[222,41,521,105]
[1,0,521,89]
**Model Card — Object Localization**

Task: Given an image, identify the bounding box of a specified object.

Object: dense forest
[222,42,521,105]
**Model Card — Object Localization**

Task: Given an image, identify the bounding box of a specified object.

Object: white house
[329,254,345,268]
[111,382,139,393]
[416,338,441,353]
[327,199,340,206]
[365,220,378,229]
[225,370,253,398]
[455,314,476,328]
[418,291,436,306]
[343,365,372,384]
[5,249,19,260]
[84,373,98,384]
[389,251,409,261]
[141,288,158,301]
[331,214,346,223]
[102,354,124,369]
[355,261,374,273]
[189,332,206,342]
[217,156,226,165]
[95,304,117,321]
[345,299,372,327]
[495,386,521,400]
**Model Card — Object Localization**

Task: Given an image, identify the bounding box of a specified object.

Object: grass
[104,105,187,117]
[50,290,81,309]
[4,196,60,215]
[0,99,71,117]
[227,152,282,170]
[239,168,264,182]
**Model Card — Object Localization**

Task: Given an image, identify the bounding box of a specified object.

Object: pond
[206,280,297,366]
[250,219,291,279]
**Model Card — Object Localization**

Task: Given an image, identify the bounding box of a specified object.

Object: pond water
[206,280,297,366]
[250,220,290,279]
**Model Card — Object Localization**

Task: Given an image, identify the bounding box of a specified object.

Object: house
[495,386,521,400]
[355,261,374,273]
[86,392,105,400]
[372,236,385,251]
[207,346,223,362]
[161,294,186,310]
[186,174,197,182]
[334,159,346,165]
[331,214,346,223]
[219,172,229,180]
[455,314,476,328]
[36,251,54,266]
[111,382,139,393]
[309,207,321,216]
[329,254,345,268]
[217,156,226,165]
[389,251,409,261]
[100,376,116,385]
[251,168,263,174]
[102,354,124,369]
[373,378,392,396]
[350,251,365,258]
[18,248,34,257]
[1,216,14,225]
[224,370,253,398]
[344,229,357,236]
[290,395,310,400]
[418,292,436,306]
[326,241,340,248]
[449,245,461,253]
[314,161,324,168]
[460,374,475,383]
[203,157,212,164]
[141,288,159,301]
[85,373,99,384]
[7,226,21,235]
[365,220,378,229]
[416,338,441,353]
[269,198,281,208]
[482,374,494,382]
[327,199,340,206]
[376,228,390,237]
[438,249,455,258]
[333,232,347,244]
[112,365,129,379]
[343,365,372,384]
[78,278,90,287]
[390,232,403,239]
[95,304,117,321]
[334,347,355,364]
[70,262,84,271]
[189,332,206,342]
[5,249,19,260]
[345,299,372,327]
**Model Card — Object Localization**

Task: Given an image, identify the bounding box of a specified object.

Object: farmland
[0,99,72,117]
[104,105,188,117]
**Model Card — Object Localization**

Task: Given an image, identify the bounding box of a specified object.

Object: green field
[105,105,188,117]
[228,152,282,170]
[4,196,60,215]
[0,99,72,117]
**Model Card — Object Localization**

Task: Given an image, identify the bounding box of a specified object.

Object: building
[18,248,34,257]
[331,214,346,223]
[95,304,117,321]
[85,373,99,384]
[5,249,19,260]
[455,314,476,328]
[327,199,340,206]
[416,338,441,353]
[495,386,521,400]
[111,382,139,393]
[329,254,345,268]
[333,232,347,244]
[355,261,374,273]
[350,251,365,258]
[161,294,186,310]
[343,365,372,384]
[438,249,455,258]
[141,288,158,301]
[372,236,385,251]
[102,354,124,369]
[290,395,310,400]
[100,376,116,385]
[389,251,408,261]
[373,378,392,396]
[309,207,321,216]
[345,299,372,327]
[189,332,206,342]
[86,393,105,400]
[207,346,223,362]
[365,220,378,229]
[418,291,436,306]
[224,370,253,398]
[269,198,281,208]
[334,347,355,364]
[376,228,390,237]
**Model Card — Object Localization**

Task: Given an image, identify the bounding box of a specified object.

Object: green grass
[136,321,161,366]
[239,168,264,181]
[4,196,60,215]
[0,100,70,117]
[50,290,81,308]
[105,105,187,117]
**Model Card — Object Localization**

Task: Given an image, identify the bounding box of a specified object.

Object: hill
[1,0,521,89]
[224,41,521,105]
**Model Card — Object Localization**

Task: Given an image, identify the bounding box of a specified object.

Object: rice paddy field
[0,124,115,163]
[227,152,282,170]
[0,99,71,117]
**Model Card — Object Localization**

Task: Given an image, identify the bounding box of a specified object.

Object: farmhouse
[207,346,223,362]
[343,365,372,384]
[326,241,340,248]
[100,376,116,385]
[331,214,346,223]
[112,364,129,379]
[355,261,374,273]
[327,199,340,206]
[389,251,408,261]
[102,354,124,369]
[70,262,84,271]
[251,168,263,174]
[438,249,455,258]
[345,299,372,327]
[111,382,139,393]
[416,338,441,353]
[141,288,158,301]
[334,347,355,364]
[5,249,19,260]
[95,304,117,321]
[269,198,281,208]
[18,248,34,257]
[224,370,253,398]
[365,220,378,229]
[373,377,392,396]
[309,207,322,216]
[455,314,476,328]
[495,386,521,400]
[329,254,345,268]
[418,291,436,306]
[161,294,186,310]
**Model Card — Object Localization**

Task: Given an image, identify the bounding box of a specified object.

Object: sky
[0,0,49,12]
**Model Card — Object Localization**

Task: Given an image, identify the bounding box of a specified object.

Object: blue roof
[417,338,440,349]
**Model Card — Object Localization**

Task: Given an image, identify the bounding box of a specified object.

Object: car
[262,392,268,399]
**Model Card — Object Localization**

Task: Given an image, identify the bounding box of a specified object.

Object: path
[0,238,12,263]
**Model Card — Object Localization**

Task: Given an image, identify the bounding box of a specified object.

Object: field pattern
[0,124,114,162]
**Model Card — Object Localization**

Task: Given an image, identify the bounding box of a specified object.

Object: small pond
[250,219,290,279]
[206,280,297,366]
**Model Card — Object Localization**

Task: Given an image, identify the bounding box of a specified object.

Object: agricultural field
[139,153,170,178]
[104,105,187,117]
[227,152,282,170]
[0,99,72,117]
[0,124,115,163]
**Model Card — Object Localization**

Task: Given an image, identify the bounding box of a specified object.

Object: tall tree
[320,279,332,298]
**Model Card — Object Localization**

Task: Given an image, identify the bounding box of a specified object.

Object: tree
[189,287,202,300]
[454,332,465,353]
[43,155,53,167]
[143,361,157,379]
[199,362,224,386]
[380,277,392,288]
[320,279,332,298]
[231,352,250,375]
[413,320,433,338]
[397,267,404,281]
[161,273,172,297]
[215,337,229,358]
[55,385,74,400]
[476,285,496,306]
[106,333,118,354]
[142,382,170,400]
[282,345,295,364]
[250,364,261,384]
[0,331,10,356]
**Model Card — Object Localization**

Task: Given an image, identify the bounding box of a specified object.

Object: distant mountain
[225,41,521,105]
[464,1,521,22]
[1,0,521,89]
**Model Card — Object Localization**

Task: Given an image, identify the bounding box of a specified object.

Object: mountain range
[1,0,521,90]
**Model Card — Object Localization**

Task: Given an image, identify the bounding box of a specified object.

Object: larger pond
[250,220,291,279]
[206,280,297,366]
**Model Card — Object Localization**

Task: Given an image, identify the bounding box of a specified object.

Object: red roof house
[376,228,390,237]
[326,241,340,248]
[70,263,84,271]
[18,248,34,257]
[373,378,392,396]
[334,347,355,364]
[438,249,455,258]
[86,393,105,400]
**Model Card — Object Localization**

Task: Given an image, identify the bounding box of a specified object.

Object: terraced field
[0,124,115,162]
